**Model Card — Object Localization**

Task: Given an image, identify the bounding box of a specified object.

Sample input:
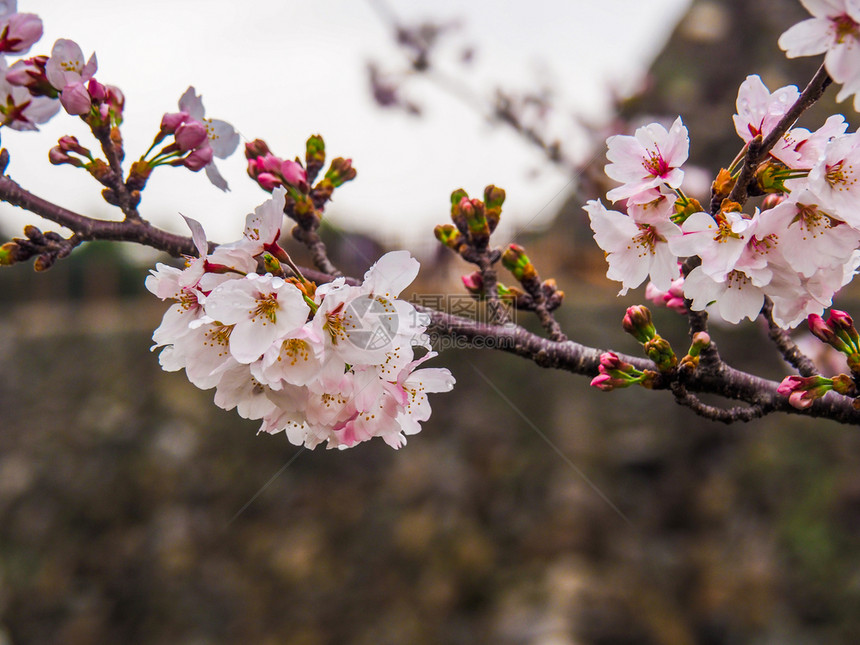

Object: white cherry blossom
[585,199,680,294]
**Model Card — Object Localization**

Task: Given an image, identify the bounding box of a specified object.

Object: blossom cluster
[146,188,455,450]
[586,69,860,327]
[585,3,860,328]
[0,4,238,190]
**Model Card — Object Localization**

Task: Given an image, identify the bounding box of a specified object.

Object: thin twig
[761,297,817,376]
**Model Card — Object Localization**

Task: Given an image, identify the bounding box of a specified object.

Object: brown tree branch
[761,297,817,376]
[726,64,832,207]
[2,174,859,425]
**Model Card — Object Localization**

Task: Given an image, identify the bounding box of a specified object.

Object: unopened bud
[245,138,271,160]
[281,159,308,189]
[831,373,857,397]
[777,374,833,410]
[644,336,677,372]
[87,78,106,101]
[622,305,655,343]
[324,157,356,188]
[126,160,153,191]
[672,196,702,224]
[0,241,20,265]
[762,193,786,210]
[256,172,281,192]
[160,111,187,135]
[178,146,214,171]
[88,158,116,185]
[262,252,283,276]
[484,184,505,232]
[33,252,55,271]
[434,224,465,252]
[712,168,735,199]
[305,134,325,182]
[49,146,83,167]
[688,331,711,357]
[501,243,537,282]
[461,271,483,295]
[58,135,90,157]
[463,198,489,245]
[827,309,860,356]
[449,189,469,234]
[175,121,208,151]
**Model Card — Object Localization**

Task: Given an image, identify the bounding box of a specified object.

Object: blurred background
[3,0,860,643]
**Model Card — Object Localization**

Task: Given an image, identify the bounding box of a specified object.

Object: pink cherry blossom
[755,188,860,277]
[585,199,681,294]
[668,210,755,282]
[807,131,860,219]
[45,39,97,115]
[779,0,860,108]
[204,273,310,364]
[604,117,689,202]
[733,75,799,144]
[683,266,765,324]
[176,86,239,190]
[0,11,42,54]
[0,57,58,130]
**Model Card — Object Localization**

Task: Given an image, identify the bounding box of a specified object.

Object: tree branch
[3,173,858,425]
[726,64,832,207]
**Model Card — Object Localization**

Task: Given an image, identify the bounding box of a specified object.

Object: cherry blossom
[683,266,765,324]
[668,210,755,282]
[204,273,310,364]
[733,75,799,144]
[174,86,240,190]
[147,196,454,450]
[45,39,97,115]
[604,117,689,202]
[756,188,860,276]
[779,0,860,108]
[0,8,41,55]
[0,57,58,130]
[806,131,860,218]
[585,199,680,294]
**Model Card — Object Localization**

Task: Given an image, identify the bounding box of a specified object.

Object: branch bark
[2,174,858,425]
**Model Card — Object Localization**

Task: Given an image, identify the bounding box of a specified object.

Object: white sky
[1,0,690,256]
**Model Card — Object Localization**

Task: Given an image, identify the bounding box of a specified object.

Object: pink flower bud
[590,373,616,391]
[175,121,208,151]
[280,159,307,187]
[87,78,106,101]
[256,172,281,191]
[180,146,214,171]
[808,313,838,345]
[776,375,803,396]
[58,135,89,156]
[461,272,483,293]
[599,351,623,371]
[160,111,187,134]
[106,85,124,110]
[777,374,832,409]
[827,309,855,332]
[258,153,283,174]
[622,305,656,343]
[0,13,43,54]
[60,82,92,115]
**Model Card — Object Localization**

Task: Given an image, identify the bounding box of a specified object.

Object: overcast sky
[1,0,690,257]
